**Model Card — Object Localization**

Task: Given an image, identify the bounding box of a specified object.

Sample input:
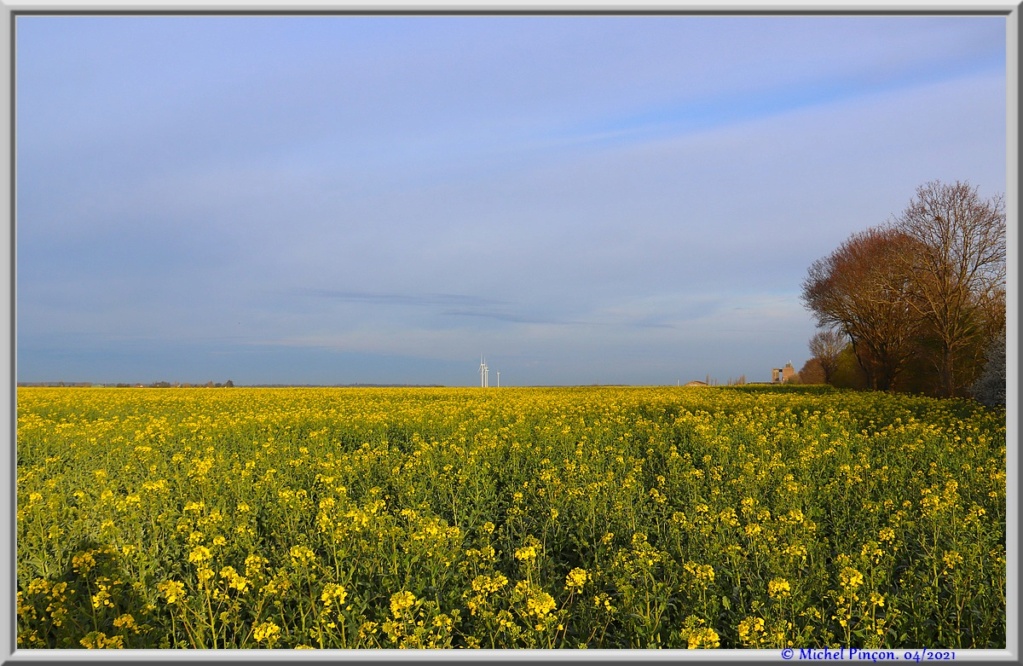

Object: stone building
[771,362,797,384]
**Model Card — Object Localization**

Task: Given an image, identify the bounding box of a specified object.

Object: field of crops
[16,385,1006,650]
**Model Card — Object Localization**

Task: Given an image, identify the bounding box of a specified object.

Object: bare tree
[802,227,921,391]
[808,328,846,384]
[891,181,1006,397]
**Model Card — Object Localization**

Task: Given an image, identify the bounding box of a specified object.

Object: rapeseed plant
[16,386,1006,649]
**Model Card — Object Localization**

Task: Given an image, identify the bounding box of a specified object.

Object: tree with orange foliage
[801,227,921,391]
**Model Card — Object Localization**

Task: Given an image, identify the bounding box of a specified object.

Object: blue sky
[15,14,1007,386]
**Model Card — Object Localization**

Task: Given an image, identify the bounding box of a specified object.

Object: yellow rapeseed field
[16,385,1006,649]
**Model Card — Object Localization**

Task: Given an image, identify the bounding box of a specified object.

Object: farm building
[771,363,797,384]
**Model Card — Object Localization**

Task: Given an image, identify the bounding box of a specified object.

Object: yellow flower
[244,554,267,578]
[683,626,720,649]
[219,566,250,593]
[565,567,588,591]
[112,614,137,631]
[783,543,808,561]
[738,616,766,646]
[471,573,508,595]
[320,582,348,608]
[839,567,864,591]
[289,544,316,567]
[684,562,715,583]
[514,545,538,561]
[253,620,281,645]
[390,590,417,617]
[80,631,124,649]
[27,578,50,596]
[188,546,212,565]
[358,621,380,639]
[91,586,113,609]
[516,582,556,618]
[768,578,791,599]
[71,551,97,575]
[157,580,186,605]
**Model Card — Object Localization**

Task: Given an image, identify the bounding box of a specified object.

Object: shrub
[971,331,1006,408]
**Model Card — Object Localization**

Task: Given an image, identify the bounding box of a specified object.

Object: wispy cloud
[300,288,502,309]
[441,309,592,326]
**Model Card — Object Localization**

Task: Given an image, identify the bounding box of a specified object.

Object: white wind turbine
[479,356,488,388]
